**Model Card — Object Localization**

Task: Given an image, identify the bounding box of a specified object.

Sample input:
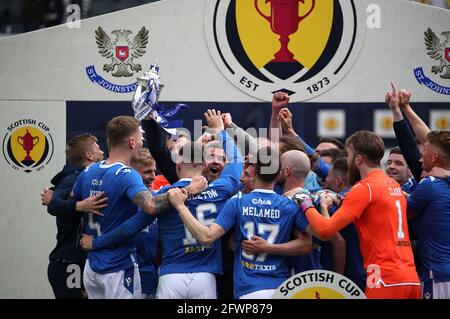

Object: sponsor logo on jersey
[205,0,365,101]
[414,28,450,95]
[272,270,366,299]
[91,178,103,187]
[251,198,272,205]
[86,26,149,93]
[2,119,54,173]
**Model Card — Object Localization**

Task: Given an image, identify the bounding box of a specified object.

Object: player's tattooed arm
[134,176,207,215]
[152,193,173,214]
[133,190,172,215]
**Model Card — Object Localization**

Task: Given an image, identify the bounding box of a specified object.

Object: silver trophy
[132,62,164,122]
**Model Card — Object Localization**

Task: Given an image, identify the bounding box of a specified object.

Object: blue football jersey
[136,218,159,295]
[156,129,243,277]
[284,188,323,275]
[156,174,240,276]
[73,161,148,273]
[408,176,450,281]
[319,188,366,291]
[288,238,323,275]
[215,189,309,298]
[402,177,417,194]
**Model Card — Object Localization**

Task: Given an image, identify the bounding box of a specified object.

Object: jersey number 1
[396,200,405,240]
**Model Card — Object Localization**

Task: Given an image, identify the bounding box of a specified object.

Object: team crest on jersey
[272,270,366,299]
[414,28,450,95]
[2,119,54,173]
[85,26,149,93]
[205,0,365,101]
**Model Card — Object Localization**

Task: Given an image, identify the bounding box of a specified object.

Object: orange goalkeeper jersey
[342,169,419,286]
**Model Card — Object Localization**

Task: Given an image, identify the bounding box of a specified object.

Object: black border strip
[334,0,357,75]
[45,132,54,166]
[2,133,11,166]
[213,0,235,75]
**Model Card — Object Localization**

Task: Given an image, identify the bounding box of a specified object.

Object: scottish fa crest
[205,0,365,101]
[86,26,149,93]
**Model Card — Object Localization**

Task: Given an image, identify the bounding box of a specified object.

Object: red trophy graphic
[17,129,39,165]
[255,0,316,79]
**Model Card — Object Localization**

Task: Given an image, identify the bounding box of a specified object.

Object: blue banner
[156,103,190,118]
[86,65,137,93]
[414,67,450,95]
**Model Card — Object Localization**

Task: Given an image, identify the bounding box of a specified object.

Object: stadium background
[0,0,449,298]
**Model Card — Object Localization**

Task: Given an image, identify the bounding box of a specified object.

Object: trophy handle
[298,0,316,23]
[17,136,24,146]
[33,136,39,146]
[254,0,271,23]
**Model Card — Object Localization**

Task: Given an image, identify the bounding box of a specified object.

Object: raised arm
[219,130,244,179]
[277,106,316,155]
[386,82,423,181]
[393,120,423,182]
[223,112,258,156]
[278,107,330,179]
[398,89,430,144]
[141,119,178,184]
[205,109,244,182]
[269,92,290,139]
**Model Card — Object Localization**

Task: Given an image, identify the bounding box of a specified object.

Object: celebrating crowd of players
[41,82,450,299]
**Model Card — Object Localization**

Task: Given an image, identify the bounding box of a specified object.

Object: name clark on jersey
[242,206,280,219]
[388,187,403,196]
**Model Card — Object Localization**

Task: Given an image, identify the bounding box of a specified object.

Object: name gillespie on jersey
[242,207,280,219]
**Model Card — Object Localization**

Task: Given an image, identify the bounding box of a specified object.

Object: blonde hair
[106,116,140,148]
[65,133,98,165]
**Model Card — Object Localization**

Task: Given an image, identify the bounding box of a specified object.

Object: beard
[277,173,286,188]
[242,181,254,194]
[348,158,362,185]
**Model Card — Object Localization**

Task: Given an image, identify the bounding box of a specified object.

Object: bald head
[281,150,311,180]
